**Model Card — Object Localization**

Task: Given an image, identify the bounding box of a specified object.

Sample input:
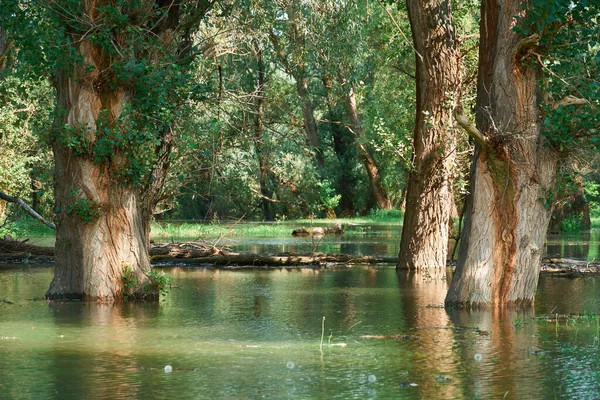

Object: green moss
[485,151,516,205]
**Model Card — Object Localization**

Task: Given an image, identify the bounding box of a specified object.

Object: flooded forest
[1,0,600,398]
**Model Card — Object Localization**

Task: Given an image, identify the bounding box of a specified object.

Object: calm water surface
[2,264,600,399]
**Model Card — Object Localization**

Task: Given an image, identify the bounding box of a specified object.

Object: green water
[1,265,600,399]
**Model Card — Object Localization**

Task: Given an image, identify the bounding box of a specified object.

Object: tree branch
[0,39,15,70]
[515,34,539,60]
[552,95,590,110]
[453,106,488,148]
[0,191,56,230]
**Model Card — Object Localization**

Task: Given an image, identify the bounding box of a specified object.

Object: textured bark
[47,66,151,301]
[340,75,392,210]
[397,0,461,271]
[44,1,200,301]
[445,0,558,308]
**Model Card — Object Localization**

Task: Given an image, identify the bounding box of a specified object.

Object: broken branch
[453,106,488,148]
[0,191,56,230]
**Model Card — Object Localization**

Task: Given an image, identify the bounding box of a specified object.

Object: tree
[0,8,55,225]
[397,0,461,270]
[251,42,277,221]
[446,0,599,307]
[269,1,325,170]
[43,1,213,301]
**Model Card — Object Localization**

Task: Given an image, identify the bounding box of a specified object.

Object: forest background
[0,0,598,238]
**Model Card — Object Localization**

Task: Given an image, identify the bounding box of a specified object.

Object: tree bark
[339,75,392,210]
[47,66,151,301]
[44,1,207,301]
[397,0,461,271]
[445,0,558,308]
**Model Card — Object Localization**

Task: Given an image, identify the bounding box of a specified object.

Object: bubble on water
[368,374,377,383]
[164,365,173,373]
[286,361,295,369]
[474,353,483,362]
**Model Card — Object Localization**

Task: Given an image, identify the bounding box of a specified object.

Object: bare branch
[453,106,488,148]
[552,95,590,110]
[0,191,56,230]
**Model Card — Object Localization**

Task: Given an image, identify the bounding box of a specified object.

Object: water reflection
[1,265,600,398]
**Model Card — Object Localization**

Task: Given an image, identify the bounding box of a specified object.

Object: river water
[1,227,600,399]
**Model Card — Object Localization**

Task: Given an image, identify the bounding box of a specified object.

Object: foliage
[121,265,172,301]
[559,214,583,233]
[516,1,599,153]
[0,216,55,240]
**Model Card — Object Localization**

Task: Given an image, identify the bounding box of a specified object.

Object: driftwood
[541,258,600,276]
[167,253,397,268]
[149,242,222,259]
[1,237,600,274]
[0,238,55,256]
[292,223,343,236]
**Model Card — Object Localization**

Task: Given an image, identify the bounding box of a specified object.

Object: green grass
[0,209,404,244]
[151,210,404,242]
[0,216,55,240]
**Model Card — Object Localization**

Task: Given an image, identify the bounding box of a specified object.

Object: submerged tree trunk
[339,75,392,210]
[47,68,151,301]
[397,0,461,271]
[445,0,558,307]
[45,1,203,301]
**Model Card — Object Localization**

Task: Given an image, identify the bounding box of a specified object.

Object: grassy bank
[0,209,404,244]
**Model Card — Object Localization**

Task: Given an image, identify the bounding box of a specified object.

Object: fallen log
[149,242,222,259]
[0,238,54,256]
[292,223,343,236]
[163,253,397,267]
[1,237,600,273]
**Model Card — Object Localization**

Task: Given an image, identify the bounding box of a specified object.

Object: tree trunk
[339,75,392,210]
[269,6,325,171]
[397,0,461,271]
[43,0,194,301]
[445,0,558,307]
[322,75,356,215]
[296,76,325,170]
[47,64,151,301]
[549,167,590,233]
[253,44,276,221]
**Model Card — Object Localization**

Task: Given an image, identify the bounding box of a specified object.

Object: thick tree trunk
[397,0,461,271]
[445,0,558,307]
[253,44,276,221]
[340,75,392,210]
[47,65,151,301]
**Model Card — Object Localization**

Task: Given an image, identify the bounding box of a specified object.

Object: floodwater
[1,227,600,399]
